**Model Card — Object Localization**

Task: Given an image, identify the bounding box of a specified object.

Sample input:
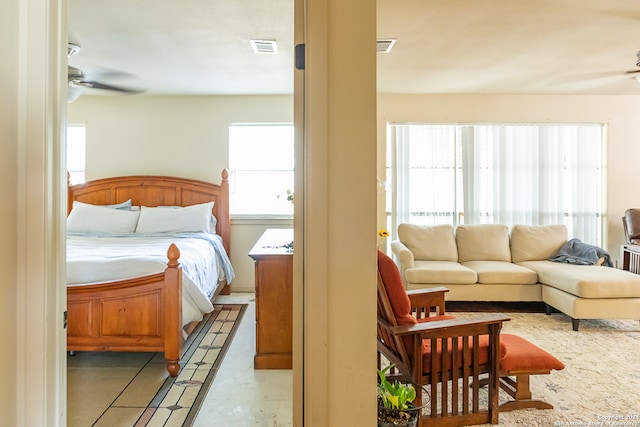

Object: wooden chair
[377,250,509,426]
[623,208,640,244]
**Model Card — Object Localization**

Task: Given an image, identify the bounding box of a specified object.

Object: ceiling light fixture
[250,40,278,55]
[377,39,397,53]
[68,42,81,57]
[67,83,83,103]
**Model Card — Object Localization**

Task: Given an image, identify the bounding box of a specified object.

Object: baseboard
[446,301,547,313]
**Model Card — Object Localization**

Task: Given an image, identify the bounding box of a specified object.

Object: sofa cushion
[510,224,568,263]
[405,260,477,284]
[499,334,564,372]
[456,224,511,262]
[462,261,538,285]
[519,260,640,298]
[398,223,458,262]
[421,334,507,374]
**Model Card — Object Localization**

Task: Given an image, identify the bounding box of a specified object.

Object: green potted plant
[377,365,418,427]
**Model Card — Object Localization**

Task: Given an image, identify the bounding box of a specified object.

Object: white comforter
[66,232,235,325]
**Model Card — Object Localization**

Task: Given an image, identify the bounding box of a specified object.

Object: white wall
[68,95,294,291]
[69,93,640,285]
[378,94,640,263]
[303,0,377,423]
[69,93,640,279]
[4,0,67,424]
[68,95,293,183]
[1,2,18,423]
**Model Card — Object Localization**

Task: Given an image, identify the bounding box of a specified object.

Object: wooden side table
[248,228,293,369]
[621,244,640,274]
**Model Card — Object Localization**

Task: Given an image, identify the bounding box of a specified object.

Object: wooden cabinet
[248,229,293,369]
[621,244,640,274]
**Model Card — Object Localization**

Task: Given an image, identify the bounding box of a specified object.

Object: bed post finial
[167,243,180,268]
[221,168,229,183]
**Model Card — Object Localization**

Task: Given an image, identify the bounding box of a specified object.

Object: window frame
[228,122,295,218]
[66,123,86,185]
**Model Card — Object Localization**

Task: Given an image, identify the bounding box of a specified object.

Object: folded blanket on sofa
[549,238,613,267]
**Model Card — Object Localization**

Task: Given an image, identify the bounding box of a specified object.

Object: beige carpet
[67,304,246,427]
[449,311,640,426]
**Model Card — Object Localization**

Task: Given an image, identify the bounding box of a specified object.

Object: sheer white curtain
[387,123,604,245]
[463,125,567,226]
[388,125,458,240]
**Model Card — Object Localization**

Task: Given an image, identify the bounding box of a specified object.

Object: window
[387,123,605,245]
[67,124,86,185]
[228,123,294,216]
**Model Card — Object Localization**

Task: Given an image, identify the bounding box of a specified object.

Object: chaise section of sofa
[510,224,640,330]
[391,222,640,330]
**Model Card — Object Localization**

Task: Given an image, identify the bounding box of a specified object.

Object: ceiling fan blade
[74,80,145,94]
[67,43,145,101]
[81,67,140,82]
[625,69,640,74]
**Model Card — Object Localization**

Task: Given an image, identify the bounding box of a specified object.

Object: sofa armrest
[391,239,414,268]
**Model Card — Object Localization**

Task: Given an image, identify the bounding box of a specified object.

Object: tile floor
[67,350,169,426]
[67,292,293,427]
[192,293,293,427]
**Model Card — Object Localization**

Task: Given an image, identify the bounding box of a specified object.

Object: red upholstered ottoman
[494,333,565,411]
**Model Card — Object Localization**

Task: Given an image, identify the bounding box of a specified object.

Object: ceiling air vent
[377,39,396,53]
[250,40,278,55]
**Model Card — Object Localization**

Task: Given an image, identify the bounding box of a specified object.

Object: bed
[66,170,233,377]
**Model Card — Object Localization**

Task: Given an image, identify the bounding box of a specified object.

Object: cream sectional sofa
[391,223,640,330]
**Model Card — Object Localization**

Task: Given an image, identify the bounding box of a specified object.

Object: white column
[2,0,67,425]
[301,0,377,425]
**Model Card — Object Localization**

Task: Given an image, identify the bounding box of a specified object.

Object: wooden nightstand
[621,244,640,274]
[248,228,293,369]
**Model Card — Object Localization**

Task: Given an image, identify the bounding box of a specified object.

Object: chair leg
[498,375,554,412]
[478,374,554,412]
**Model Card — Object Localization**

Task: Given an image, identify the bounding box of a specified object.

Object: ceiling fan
[67,43,144,102]
[620,50,640,74]
[552,50,640,92]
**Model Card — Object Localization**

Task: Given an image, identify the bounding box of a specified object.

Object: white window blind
[387,123,605,245]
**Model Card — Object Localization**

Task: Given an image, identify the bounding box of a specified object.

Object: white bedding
[66,232,235,326]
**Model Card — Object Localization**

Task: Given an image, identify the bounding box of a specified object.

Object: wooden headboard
[67,169,231,255]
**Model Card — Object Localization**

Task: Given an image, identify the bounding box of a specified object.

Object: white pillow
[135,201,214,233]
[397,223,458,261]
[67,202,140,234]
[155,205,217,233]
[510,224,568,263]
[456,224,511,262]
[72,199,132,210]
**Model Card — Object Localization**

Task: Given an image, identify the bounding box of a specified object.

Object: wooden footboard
[67,244,184,376]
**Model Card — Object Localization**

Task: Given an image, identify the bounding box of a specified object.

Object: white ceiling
[68,0,640,98]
